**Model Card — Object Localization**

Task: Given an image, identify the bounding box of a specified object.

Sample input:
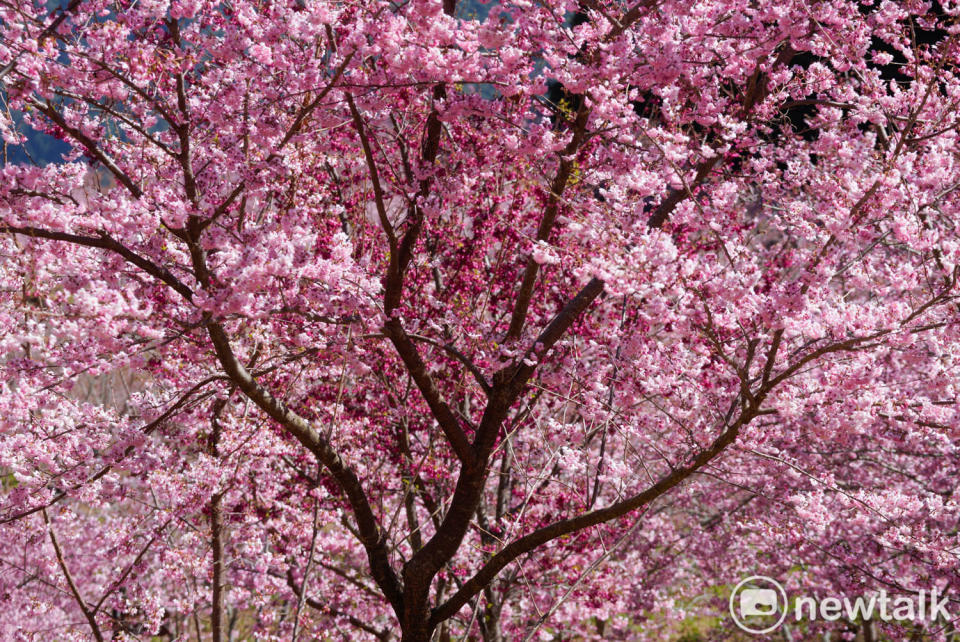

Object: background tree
[1,0,959,639]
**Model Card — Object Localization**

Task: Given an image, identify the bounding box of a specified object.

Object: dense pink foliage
[1,0,960,639]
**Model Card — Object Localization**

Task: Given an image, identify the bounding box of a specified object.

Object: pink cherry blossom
[1,1,959,640]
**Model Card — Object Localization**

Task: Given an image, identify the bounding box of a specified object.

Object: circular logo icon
[729,575,788,635]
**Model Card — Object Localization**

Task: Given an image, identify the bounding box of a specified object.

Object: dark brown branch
[393,81,447,292]
[52,89,177,158]
[43,508,105,642]
[504,277,605,397]
[400,280,604,629]
[291,500,320,642]
[646,42,795,231]
[198,51,355,233]
[761,329,783,386]
[348,81,475,466]
[431,406,756,625]
[85,58,180,131]
[182,227,402,613]
[403,488,424,554]
[0,0,83,80]
[93,521,169,613]
[31,100,143,198]
[202,317,403,612]
[765,334,881,390]
[0,225,194,300]
[362,333,490,393]
[346,94,397,252]
[286,570,391,641]
[606,0,659,40]
[430,282,955,625]
[209,400,226,642]
[0,377,218,525]
[407,334,491,394]
[165,57,405,613]
[505,103,591,340]
[382,319,477,466]
[281,52,355,151]
[645,157,719,230]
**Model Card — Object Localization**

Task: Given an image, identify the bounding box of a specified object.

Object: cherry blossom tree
[1,0,960,639]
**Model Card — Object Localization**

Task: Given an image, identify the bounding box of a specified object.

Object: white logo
[729,576,952,635]
[729,575,788,634]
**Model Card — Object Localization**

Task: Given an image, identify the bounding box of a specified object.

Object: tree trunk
[210,491,224,642]
[398,590,435,642]
[399,622,434,642]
